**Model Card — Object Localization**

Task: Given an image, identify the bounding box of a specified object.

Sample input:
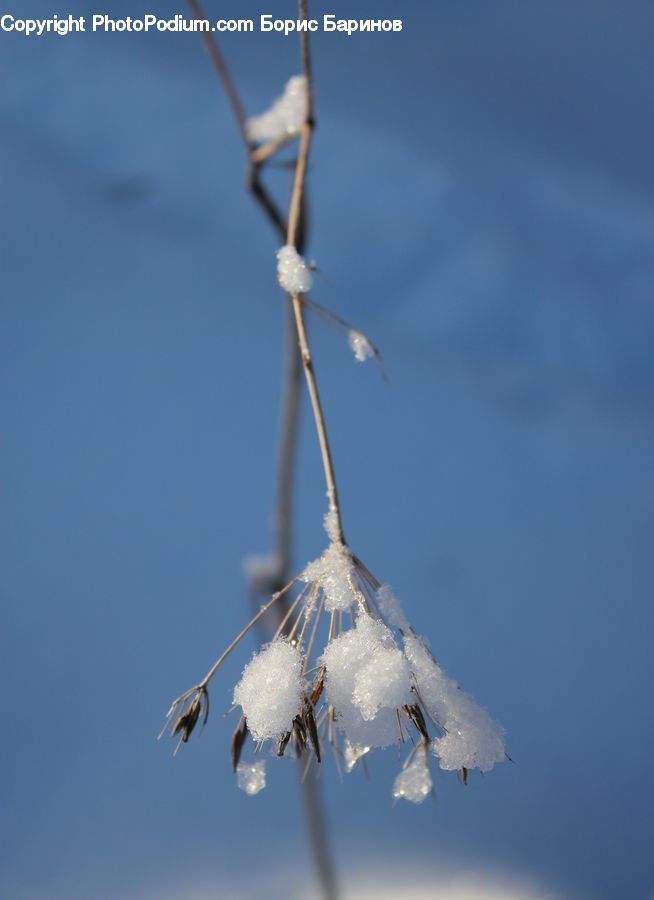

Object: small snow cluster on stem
[162,512,505,803]
[277,245,313,294]
[246,75,308,144]
[348,329,375,363]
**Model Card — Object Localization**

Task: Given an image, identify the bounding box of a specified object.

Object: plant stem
[284,11,346,546]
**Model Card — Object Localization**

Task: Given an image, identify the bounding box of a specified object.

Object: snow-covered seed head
[233,639,306,743]
[163,524,505,802]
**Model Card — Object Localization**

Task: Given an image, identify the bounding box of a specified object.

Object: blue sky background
[1,2,653,898]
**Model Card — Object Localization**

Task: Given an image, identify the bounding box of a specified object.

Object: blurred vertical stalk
[185,1,338,897]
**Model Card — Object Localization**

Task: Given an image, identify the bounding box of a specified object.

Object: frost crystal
[392,749,432,804]
[233,640,305,742]
[301,541,356,612]
[348,329,375,363]
[277,245,313,294]
[404,634,505,772]
[320,616,413,747]
[236,760,266,796]
[246,75,308,144]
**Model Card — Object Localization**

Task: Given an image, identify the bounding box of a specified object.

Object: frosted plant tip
[246,75,308,144]
[277,245,313,294]
[348,329,375,363]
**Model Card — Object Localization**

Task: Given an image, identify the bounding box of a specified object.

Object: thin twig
[185,0,288,239]
[280,3,345,544]
[198,577,299,689]
[186,0,250,150]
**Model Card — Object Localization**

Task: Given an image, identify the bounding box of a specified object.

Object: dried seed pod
[171,709,197,741]
[310,669,325,707]
[277,730,292,757]
[404,704,429,742]
[231,717,249,772]
[303,701,321,763]
[292,714,307,755]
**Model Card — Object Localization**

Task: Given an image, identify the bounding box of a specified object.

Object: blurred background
[1,1,653,898]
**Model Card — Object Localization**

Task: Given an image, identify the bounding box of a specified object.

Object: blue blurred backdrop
[1,2,653,898]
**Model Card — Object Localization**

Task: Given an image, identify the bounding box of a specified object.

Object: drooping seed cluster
[163,512,506,804]
[226,514,506,803]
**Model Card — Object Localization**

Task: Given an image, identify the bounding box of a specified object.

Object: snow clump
[320,615,413,748]
[277,245,313,294]
[348,330,375,363]
[246,75,308,143]
[404,634,505,772]
[233,639,305,742]
[236,760,266,796]
[301,541,356,612]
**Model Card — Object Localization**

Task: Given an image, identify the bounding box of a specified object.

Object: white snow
[277,244,313,294]
[404,634,505,772]
[320,615,413,747]
[246,75,308,144]
[377,584,411,632]
[353,644,412,721]
[392,748,432,804]
[236,760,266,796]
[322,507,341,543]
[301,541,356,613]
[348,330,375,363]
[233,639,306,743]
